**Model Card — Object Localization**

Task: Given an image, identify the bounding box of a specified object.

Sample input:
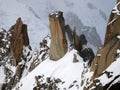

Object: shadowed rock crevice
[65,25,95,64]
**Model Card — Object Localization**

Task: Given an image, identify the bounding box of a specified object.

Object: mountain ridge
[0,0,119,90]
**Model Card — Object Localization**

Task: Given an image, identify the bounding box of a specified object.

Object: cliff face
[91,37,120,79]
[91,0,120,79]
[83,1,120,90]
[104,8,120,45]
[9,18,30,66]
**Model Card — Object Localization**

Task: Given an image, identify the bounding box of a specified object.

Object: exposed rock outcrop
[49,11,95,62]
[83,40,120,90]
[0,29,11,61]
[91,37,120,79]
[9,17,30,66]
[83,1,120,90]
[104,1,120,45]
[117,0,120,3]
[65,12,102,49]
[91,0,120,80]
[80,48,95,63]
[0,18,32,90]
[65,25,82,52]
[49,11,67,60]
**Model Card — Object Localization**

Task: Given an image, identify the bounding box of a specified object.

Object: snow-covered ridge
[14,49,85,90]
[0,0,117,90]
[10,35,85,90]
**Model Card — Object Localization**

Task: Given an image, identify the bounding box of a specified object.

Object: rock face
[116,0,120,3]
[9,17,29,66]
[83,1,120,90]
[91,0,120,79]
[64,25,82,53]
[104,2,120,45]
[80,48,95,63]
[49,11,95,61]
[91,37,120,79]
[0,18,32,90]
[91,0,120,78]
[65,12,102,49]
[49,11,67,60]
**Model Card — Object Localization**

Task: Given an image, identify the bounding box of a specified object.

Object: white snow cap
[49,11,63,18]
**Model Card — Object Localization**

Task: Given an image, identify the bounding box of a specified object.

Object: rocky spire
[49,11,67,60]
[104,1,120,45]
[92,0,120,79]
[9,17,30,66]
[49,11,95,61]
[83,1,120,90]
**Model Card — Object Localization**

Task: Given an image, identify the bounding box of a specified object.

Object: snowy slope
[13,49,84,90]
[0,66,5,84]
[0,0,115,49]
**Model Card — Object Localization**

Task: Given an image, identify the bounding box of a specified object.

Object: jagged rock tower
[49,11,67,60]
[104,0,120,45]
[10,17,29,66]
[49,11,95,61]
[91,0,120,79]
[83,1,120,90]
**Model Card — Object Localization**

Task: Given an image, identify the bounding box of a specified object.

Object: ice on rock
[117,49,120,54]
[108,18,116,25]
[50,12,54,16]
[117,35,120,39]
[112,2,120,15]
[18,60,25,65]
[96,53,101,57]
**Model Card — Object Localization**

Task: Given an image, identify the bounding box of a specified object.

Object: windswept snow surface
[0,0,115,49]
[0,66,5,84]
[13,49,84,90]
